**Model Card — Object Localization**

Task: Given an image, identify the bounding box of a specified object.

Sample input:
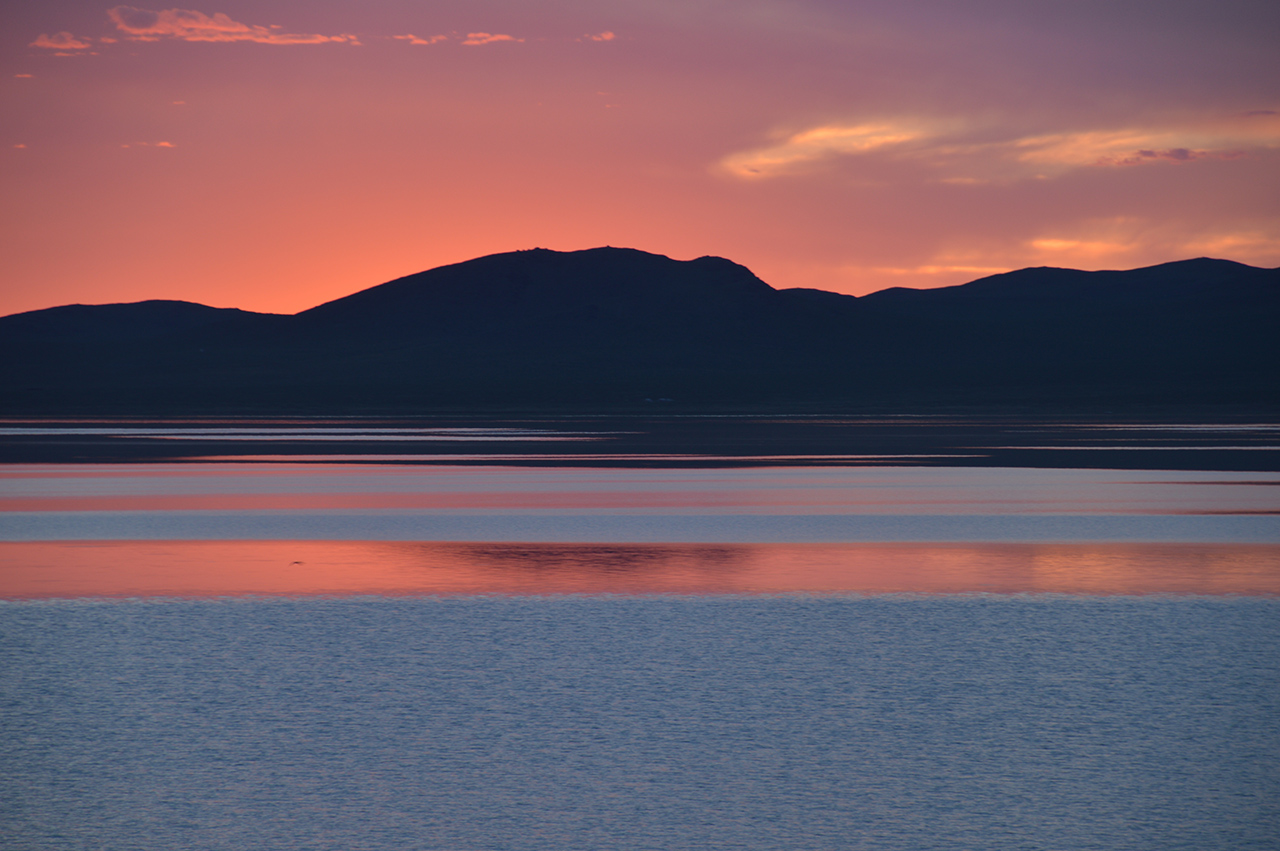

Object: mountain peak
[298,246,775,324]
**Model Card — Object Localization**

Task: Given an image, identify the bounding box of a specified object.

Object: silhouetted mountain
[1,248,1276,412]
[0,300,282,343]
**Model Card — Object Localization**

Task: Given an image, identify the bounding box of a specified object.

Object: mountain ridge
[4,250,1272,323]
[2,247,1276,413]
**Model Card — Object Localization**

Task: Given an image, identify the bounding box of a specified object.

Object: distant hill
[1,248,1276,413]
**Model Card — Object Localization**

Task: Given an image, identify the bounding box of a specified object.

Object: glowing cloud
[585,31,616,42]
[107,6,359,44]
[30,32,93,50]
[1029,237,1133,260]
[721,114,1280,181]
[1024,217,1280,269]
[1010,129,1253,169]
[393,34,448,46]
[721,122,928,177]
[461,32,522,46]
[874,264,1009,277]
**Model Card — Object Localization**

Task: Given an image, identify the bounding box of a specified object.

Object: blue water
[9,510,1280,542]
[4,596,1278,850]
[5,464,1279,543]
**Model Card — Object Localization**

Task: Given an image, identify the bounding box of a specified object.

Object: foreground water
[3,418,1279,849]
[4,596,1278,851]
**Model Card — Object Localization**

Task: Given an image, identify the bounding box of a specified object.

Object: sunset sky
[3,0,1278,317]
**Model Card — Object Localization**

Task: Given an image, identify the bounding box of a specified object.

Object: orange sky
[3,1,1278,316]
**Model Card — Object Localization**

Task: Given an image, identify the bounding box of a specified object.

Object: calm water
[3,420,1279,849]
[3,463,1279,545]
[2,462,1278,597]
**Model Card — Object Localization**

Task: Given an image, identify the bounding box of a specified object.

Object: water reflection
[5,416,1279,468]
[3,540,1277,599]
[4,463,1278,516]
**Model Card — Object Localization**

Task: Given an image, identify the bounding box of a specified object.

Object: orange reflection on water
[2,540,1277,599]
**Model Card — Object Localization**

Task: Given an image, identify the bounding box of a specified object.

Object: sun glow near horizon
[2,0,1278,316]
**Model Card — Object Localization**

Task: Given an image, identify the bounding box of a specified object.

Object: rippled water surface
[4,596,1279,851]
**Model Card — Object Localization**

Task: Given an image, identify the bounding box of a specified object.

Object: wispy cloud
[393,34,448,46]
[834,215,1280,294]
[107,6,359,45]
[884,218,1280,284]
[1024,218,1280,268]
[1028,236,1135,261]
[1009,129,1248,169]
[460,32,522,46]
[394,30,605,47]
[30,32,93,50]
[721,114,1280,181]
[721,122,931,177]
[872,264,1009,278]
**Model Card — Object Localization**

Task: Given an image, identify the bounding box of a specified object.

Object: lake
[2,417,1278,849]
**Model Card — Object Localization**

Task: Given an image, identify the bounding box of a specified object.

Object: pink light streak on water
[3,540,1278,599]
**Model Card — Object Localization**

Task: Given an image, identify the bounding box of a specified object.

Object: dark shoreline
[3,413,1278,472]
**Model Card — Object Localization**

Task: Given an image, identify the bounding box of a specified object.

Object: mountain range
[2,247,1277,412]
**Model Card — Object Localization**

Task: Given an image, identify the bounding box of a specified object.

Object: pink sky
[3,1,1278,316]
